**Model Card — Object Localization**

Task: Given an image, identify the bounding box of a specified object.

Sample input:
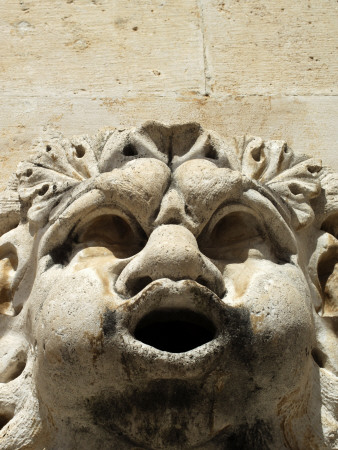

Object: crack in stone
[197,0,211,97]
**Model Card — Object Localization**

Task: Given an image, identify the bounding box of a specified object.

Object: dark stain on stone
[202,419,274,449]
[225,420,273,449]
[50,229,77,265]
[102,309,117,337]
[60,341,78,364]
[85,328,104,363]
[88,380,274,448]
[88,379,207,448]
[190,284,257,367]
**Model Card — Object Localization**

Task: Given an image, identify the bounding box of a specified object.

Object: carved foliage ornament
[0,122,337,449]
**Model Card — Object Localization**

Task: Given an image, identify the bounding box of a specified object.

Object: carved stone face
[30,157,314,448]
[0,123,336,449]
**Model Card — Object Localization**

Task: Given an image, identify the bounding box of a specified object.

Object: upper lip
[119,278,226,336]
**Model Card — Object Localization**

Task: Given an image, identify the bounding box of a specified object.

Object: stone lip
[113,279,229,379]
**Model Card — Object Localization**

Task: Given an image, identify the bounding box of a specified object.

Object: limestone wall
[0,0,337,190]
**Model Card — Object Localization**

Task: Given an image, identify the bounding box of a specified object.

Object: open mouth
[116,280,228,378]
[134,309,217,353]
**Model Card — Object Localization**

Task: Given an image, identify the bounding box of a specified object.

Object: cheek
[33,268,124,409]
[234,263,314,394]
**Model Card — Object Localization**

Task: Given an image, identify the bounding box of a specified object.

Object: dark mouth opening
[134,309,217,353]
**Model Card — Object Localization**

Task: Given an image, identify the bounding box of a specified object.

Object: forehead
[87,158,243,233]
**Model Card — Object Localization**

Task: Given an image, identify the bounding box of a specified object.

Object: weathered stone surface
[201,0,338,96]
[0,123,337,449]
[0,0,337,191]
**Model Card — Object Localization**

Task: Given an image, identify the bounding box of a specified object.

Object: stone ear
[0,243,18,316]
[0,188,21,316]
[317,212,338,318]
[311,211,338,375]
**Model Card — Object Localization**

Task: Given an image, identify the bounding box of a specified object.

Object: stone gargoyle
[0,122,337,449]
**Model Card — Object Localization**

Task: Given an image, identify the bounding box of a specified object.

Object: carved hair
[0,122,337,448]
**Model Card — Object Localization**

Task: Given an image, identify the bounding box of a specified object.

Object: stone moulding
[0,122,337,449]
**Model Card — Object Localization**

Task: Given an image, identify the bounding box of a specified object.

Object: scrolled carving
[0,122,337,449]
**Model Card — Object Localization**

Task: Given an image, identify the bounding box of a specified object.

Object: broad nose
[115,225,225,298]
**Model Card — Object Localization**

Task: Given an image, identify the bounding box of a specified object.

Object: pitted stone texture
[1,0,338,185]
[0,122,337,449]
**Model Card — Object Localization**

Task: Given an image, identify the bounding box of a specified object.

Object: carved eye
[199,211,263,259]
[78,214,146,259]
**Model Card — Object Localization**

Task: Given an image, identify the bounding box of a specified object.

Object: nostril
[127,276,153,297]
[196,276,227,298]
[195,276,210,289]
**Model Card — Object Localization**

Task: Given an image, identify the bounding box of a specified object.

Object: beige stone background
[0,0,337,191]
